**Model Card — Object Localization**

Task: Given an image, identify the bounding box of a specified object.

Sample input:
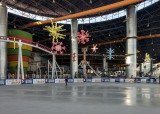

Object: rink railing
[0,78,160,85]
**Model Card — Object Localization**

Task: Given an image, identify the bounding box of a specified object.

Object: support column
[102,55,108,72]
[70,19,78,79]
[52,54,56,79]
[126,5,137,78]
[0,2,8,79]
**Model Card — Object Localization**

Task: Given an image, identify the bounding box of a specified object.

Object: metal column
[52,54,56,79]
[0,2,8,79]
[126,5,137,78]
[17,40,24,80]
[103,55,108,72]
[70,19,78,79]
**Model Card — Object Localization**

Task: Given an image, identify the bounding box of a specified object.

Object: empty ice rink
[0,83,160,114]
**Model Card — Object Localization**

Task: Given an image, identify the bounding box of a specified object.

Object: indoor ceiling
[6,0,160,67]
[5,0,124,18]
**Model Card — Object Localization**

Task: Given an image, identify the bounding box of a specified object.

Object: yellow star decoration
[144,53,150,62]
[43,20,66,44]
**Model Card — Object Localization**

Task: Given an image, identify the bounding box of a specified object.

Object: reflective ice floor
[0,83,160,114]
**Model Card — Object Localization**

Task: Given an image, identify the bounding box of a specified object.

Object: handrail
[0,36,53,55]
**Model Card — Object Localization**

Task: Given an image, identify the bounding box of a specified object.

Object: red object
[51,42,66,54]
[76,30,91,44]
[72,53,76,62]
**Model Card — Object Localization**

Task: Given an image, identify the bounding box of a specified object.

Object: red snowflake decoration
[51,42,66,54]
[91,44,98,53]
[76,30,91,44]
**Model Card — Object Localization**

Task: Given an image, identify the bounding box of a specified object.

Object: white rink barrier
[55,79,65,83]
[0,78,160,86]
[74,78,84,83]
[33,79,46,84]
[0,80,5,85]
[6,79,21,85]
[92,78,102,83]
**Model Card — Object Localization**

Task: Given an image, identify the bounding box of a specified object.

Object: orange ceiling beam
[18,0,144,30]
[85,34,160,48]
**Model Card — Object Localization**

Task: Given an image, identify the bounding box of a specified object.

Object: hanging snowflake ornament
[91,44,98,53]
[76,30,91,44]
[43,20,66,44]
[106,48,114,60]
[51,42,66,54]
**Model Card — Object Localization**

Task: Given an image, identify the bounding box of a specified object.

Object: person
[65,77,68,86]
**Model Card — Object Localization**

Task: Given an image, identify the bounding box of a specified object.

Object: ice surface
[0,83,160,114]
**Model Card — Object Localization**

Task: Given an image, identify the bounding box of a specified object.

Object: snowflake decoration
[91,44,98,53]
[106,48,114,60]
[144,53,150,62]
[51,42,66,54]
[76,30,91,44]
[43,21,66,44]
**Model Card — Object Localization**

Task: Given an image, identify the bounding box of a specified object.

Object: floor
[0,83,160,114]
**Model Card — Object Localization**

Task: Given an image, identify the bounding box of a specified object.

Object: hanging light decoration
[91,44,98,53]
[43,20,66,44]
[106,48,114,60]
[76,30,91,44]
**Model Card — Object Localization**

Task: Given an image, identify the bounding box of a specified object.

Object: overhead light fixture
[90,0,92,4]
[53,0,55,3]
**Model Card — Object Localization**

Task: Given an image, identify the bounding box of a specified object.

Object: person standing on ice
[65,77,68,86]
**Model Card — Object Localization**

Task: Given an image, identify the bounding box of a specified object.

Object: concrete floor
[0,83,160,114]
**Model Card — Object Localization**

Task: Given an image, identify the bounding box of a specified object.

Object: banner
[6,79,21,85]
[74,78,84,83]
[33,79,46,84]
[125,79,134,83]
[141,79,146,83]
[135,78,141,83]
[85,79,92,82]
[21,79,33,84]
[115,78,120,82]
[92,78,101,82]
[55,79,65,83]
[101,78,110,82]
[110,78,115,83]
[68,79,74,83]
[46,79,55,83]
[120,79,125,83]
[0,80,5,85]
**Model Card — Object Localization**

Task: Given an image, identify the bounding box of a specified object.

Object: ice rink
[0,83,160,114]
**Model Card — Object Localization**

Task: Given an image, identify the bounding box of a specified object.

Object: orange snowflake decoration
[76,30,91,44]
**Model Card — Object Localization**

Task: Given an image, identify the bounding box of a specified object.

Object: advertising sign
[6,79,21,85]
[85,79,92,82]
[0,80,5,85]
[110,78,115,83]
[92,78,101,82]
[33,79,46,84]
[101,78,110,82]
[21,79,33,84]
[74,78,84,83]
